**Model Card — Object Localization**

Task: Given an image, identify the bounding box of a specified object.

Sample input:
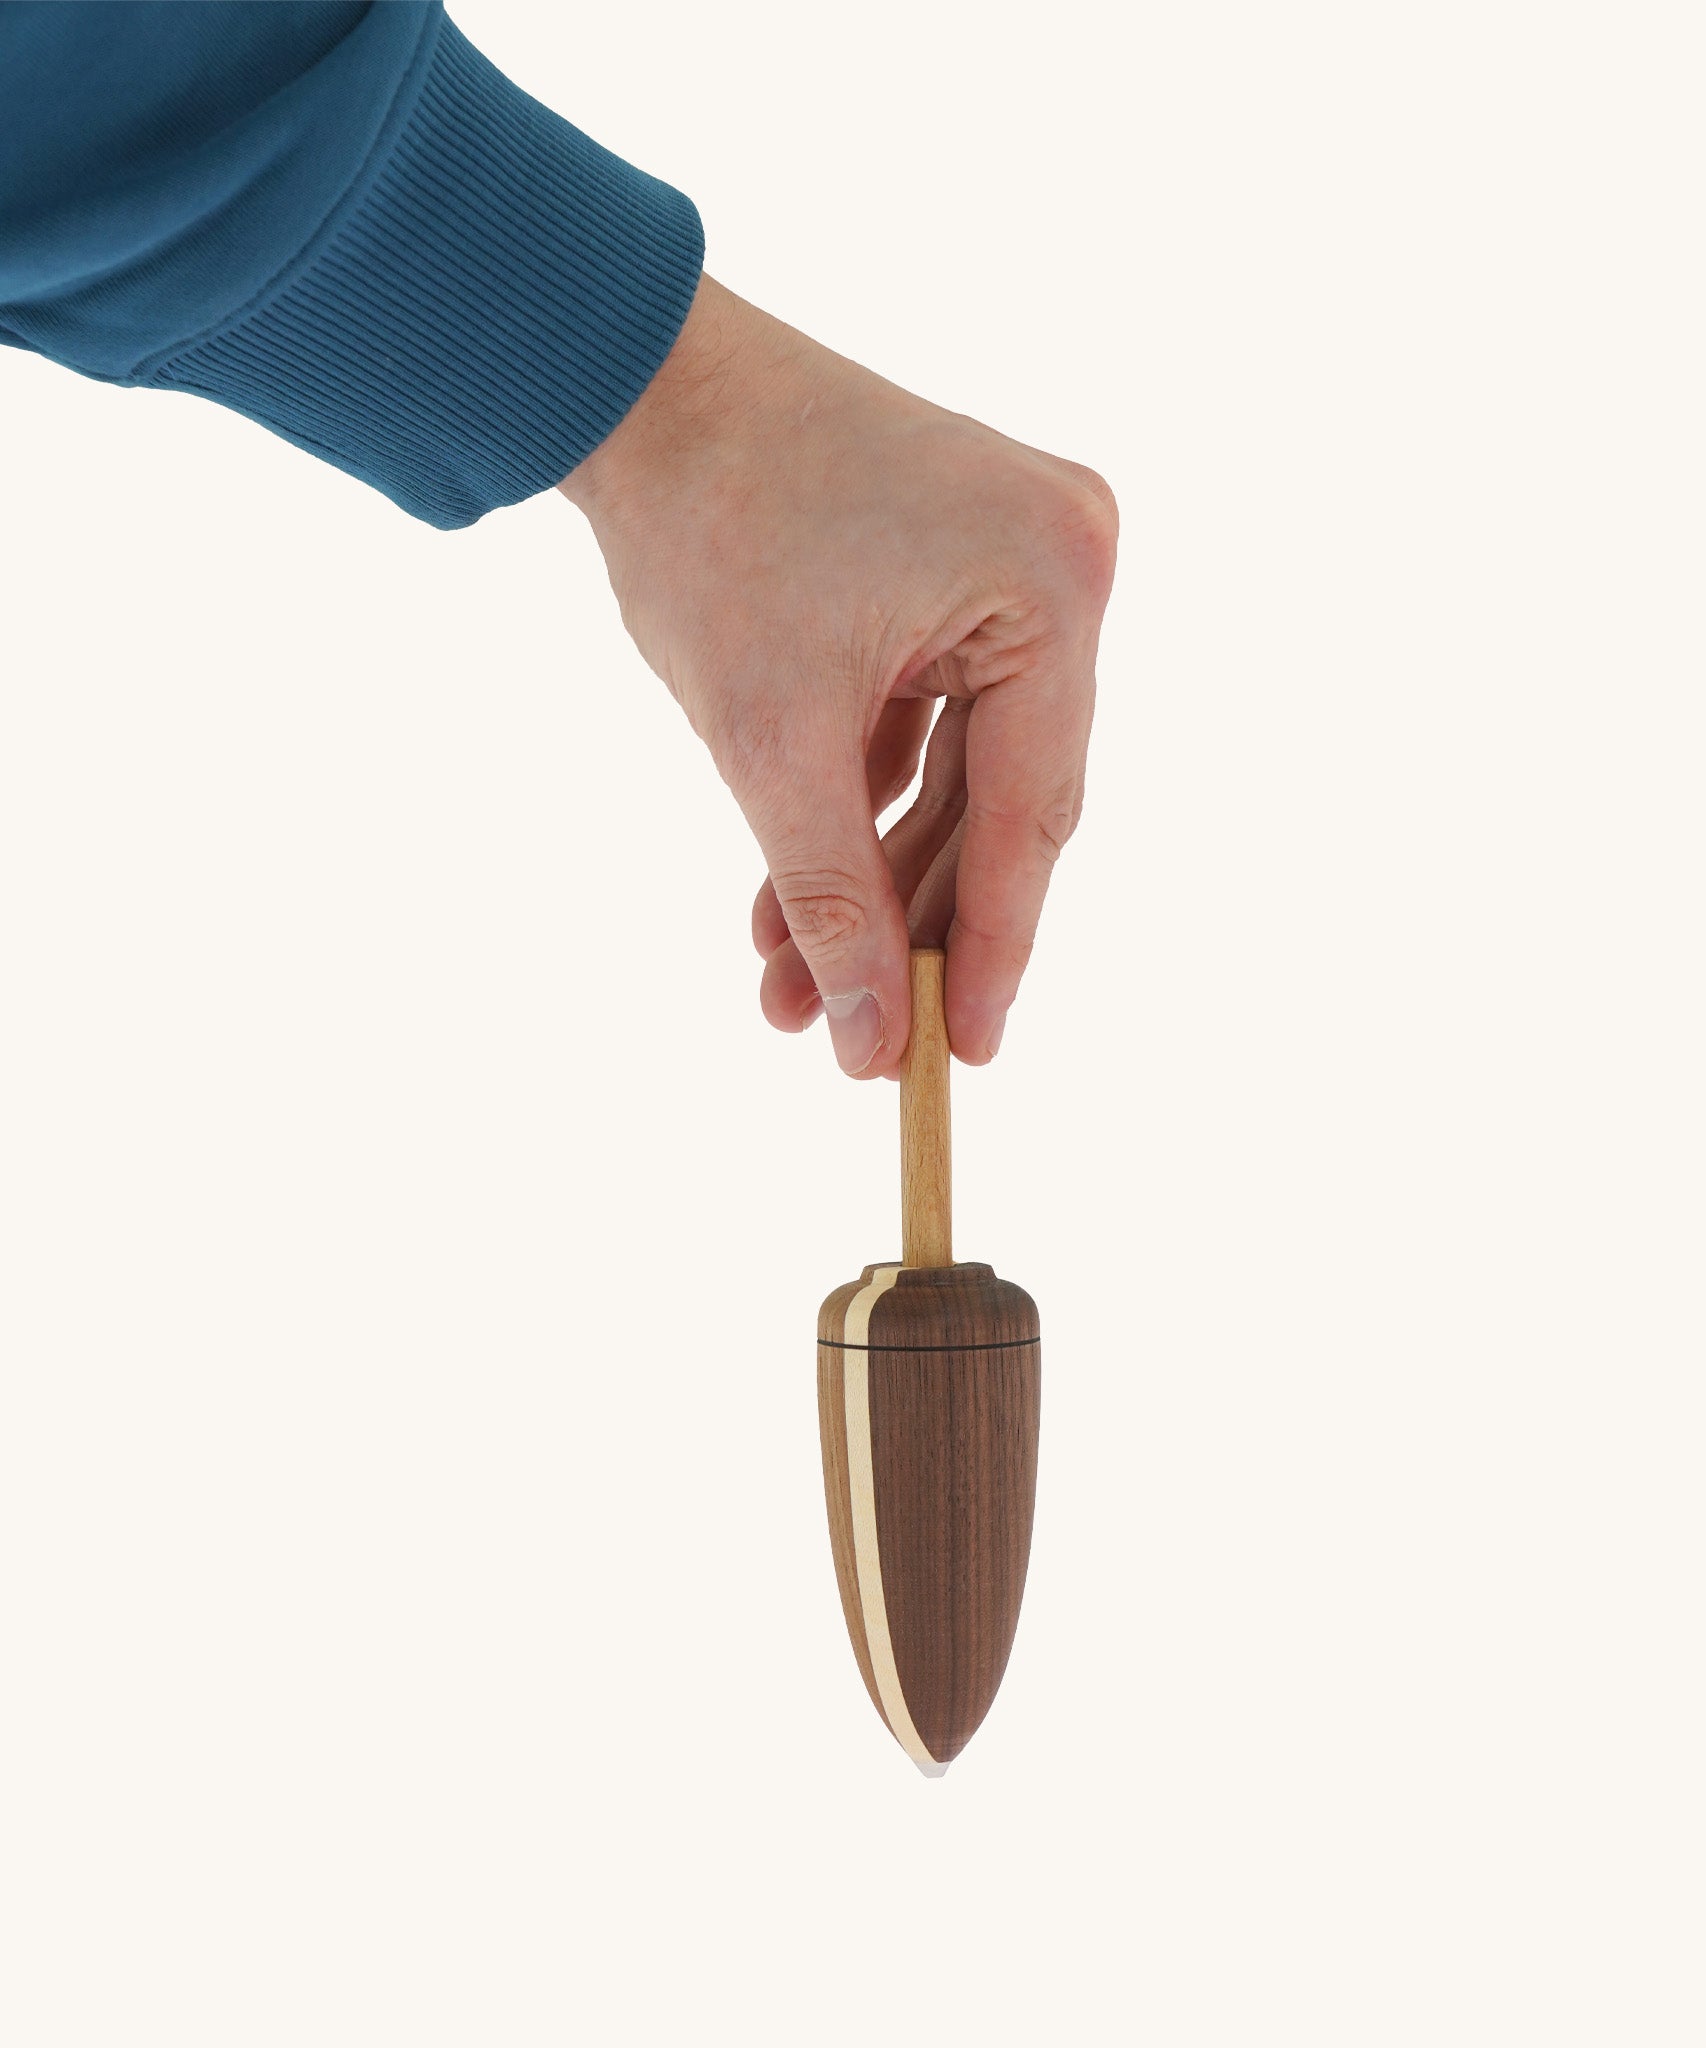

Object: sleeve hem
[144,16,704,529]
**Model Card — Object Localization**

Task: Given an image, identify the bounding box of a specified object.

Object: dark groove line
[817,1336,1041,1353]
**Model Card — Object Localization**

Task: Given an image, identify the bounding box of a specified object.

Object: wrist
[558,274,788,533]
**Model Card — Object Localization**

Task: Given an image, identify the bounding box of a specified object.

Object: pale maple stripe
[840,1266,945,1774]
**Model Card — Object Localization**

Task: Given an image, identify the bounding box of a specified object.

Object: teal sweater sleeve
[0,2,704,528]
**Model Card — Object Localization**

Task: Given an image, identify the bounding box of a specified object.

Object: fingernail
[986,1013,1007,1059]
[823,989,884,1075]
[798,991,823,1030]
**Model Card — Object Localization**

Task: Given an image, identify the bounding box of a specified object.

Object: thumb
[747,757,912,1079]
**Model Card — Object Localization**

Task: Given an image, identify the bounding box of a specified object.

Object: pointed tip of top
[914,1758,950,1778]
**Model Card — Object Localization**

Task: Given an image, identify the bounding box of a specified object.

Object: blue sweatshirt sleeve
[0,2,704,528]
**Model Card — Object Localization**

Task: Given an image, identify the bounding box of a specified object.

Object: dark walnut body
[816,1262,1041,1770]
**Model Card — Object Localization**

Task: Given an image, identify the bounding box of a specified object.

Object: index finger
[946,639,1097,1061]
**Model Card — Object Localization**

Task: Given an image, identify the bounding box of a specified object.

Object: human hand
[558,276,1116,1080]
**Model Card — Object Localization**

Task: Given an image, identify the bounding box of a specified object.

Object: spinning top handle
[900,948,953,1268]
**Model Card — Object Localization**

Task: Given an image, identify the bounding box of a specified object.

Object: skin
[559,275,1117,1081]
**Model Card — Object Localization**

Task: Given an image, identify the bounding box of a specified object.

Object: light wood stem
[900,948,953,1267]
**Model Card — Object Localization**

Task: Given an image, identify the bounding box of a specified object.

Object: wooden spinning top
[816,948,1041,1774]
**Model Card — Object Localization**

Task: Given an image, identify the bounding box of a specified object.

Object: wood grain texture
[817,1262,1041,1769]
[900,949,952,1269]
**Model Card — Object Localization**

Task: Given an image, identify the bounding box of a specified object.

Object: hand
[558,276,1117,1079]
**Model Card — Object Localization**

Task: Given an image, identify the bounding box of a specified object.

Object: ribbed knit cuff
[143,15,704,529]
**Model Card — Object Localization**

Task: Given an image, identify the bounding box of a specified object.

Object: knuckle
[1074,463,1121,527]
[1034,779,1084,863]
[974,776,1083,866]
[1042,467,1120,603]
[772,871,868,957]
[1066,489,1120,599]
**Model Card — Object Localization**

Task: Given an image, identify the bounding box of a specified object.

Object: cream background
[2,2,1701,2041]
